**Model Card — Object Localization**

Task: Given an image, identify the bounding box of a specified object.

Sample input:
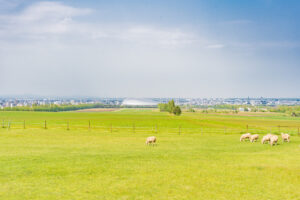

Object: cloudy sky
[0,0,299,98]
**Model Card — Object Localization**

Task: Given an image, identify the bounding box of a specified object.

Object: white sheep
[250,134,259,142]
[270,135,278,146]
[146,136,157,145]
[281,133,290,143]
[240,133,251,142]
[261,134,272,144]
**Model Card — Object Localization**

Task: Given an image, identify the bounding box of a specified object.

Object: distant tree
[187,107,195,112]
[158,103,169,112]
[173,106,182,116]
[168,100,176,114]
[291,112,300,117]
[202,109,208,113]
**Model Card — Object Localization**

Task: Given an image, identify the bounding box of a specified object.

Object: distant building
[53,101,61,105]
[122,98,158,106]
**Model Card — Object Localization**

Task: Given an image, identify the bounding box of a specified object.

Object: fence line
[0,120,299,136]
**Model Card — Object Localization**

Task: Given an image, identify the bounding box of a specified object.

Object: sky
[0,0,300,98]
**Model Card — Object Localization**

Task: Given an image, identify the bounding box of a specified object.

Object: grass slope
[0,110,299,199]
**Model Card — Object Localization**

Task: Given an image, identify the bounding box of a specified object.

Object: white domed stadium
[121,98,158,106]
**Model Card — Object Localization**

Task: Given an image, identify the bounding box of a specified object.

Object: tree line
[268,105,300,117]
[0,104,158,112]
[0,104,121,112]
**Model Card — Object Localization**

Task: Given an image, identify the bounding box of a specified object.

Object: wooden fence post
[44,120,47,129]
[67,121,70,130]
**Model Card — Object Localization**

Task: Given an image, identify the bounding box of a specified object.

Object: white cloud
[0,1,91,37]
[207,44,224,49]
[0,1,196,47]
[117,26,196,46]
[18,1,91,22]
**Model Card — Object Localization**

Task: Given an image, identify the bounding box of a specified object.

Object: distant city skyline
[1,96,300,109]
[1,0,300,97]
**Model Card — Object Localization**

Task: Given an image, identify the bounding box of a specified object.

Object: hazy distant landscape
[2,97,300,109]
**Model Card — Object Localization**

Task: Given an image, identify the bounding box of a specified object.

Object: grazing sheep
[261,134,272,144]
[281,133,290,143]
[240,133,251,142]
[250,134,259,142]
[146,136,157,145]
[270,135,278,146]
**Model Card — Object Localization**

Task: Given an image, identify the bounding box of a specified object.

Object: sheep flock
[145,133,291,147]
[240,132,291,146]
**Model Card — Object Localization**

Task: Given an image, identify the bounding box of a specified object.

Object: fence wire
[1,120,300,136]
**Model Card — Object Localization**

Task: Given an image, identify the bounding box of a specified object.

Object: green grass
[0,110,299,199]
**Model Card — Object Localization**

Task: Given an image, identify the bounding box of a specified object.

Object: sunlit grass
[0,110,299,199]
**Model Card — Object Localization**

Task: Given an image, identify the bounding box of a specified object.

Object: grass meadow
[0,109,299,199]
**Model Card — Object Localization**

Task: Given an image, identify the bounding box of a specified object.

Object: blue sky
[0,0,299,97]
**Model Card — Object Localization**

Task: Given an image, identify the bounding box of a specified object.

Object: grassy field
[0,109,299,199]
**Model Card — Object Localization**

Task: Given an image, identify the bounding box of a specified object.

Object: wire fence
[1,120,300,136]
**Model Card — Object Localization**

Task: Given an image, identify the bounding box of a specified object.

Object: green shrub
[158,100,181,116]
